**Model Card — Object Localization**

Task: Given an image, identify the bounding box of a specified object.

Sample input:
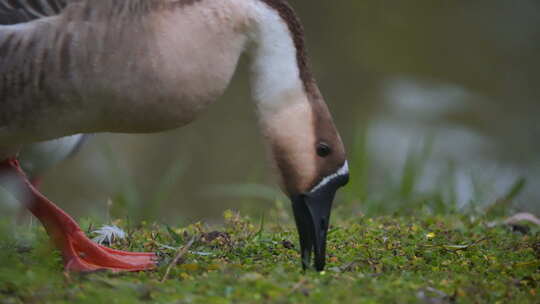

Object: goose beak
[291,170,349,271]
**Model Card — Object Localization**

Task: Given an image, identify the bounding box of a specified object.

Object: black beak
[291,171,349,271]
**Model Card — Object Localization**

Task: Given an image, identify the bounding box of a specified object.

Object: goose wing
[0,0,75,25]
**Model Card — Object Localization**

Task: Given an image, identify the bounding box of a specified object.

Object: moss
[0,212,538,304]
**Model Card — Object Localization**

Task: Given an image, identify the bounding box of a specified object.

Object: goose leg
[0,157,157,272]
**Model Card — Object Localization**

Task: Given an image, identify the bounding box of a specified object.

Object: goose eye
[316,142,332,157]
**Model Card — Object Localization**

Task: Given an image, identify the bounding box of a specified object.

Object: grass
[0,209,538,303]
[1,131,538,303]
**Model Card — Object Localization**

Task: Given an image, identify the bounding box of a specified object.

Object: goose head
[259,85,348,271]
[248,0,349,271]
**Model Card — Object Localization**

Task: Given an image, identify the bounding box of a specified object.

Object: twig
[289,278,307,295]
[161,236,197,282]
[470,236,489,246]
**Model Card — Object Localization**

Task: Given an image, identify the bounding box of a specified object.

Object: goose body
[1,0,251,143]
[0,0,349,272]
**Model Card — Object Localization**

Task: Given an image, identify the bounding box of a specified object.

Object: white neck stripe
[249,1,303,111]
[309,161,349,193]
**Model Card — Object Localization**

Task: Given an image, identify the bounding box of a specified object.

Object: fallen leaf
[426,232,436,239]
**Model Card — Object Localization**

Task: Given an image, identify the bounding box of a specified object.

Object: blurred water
[370,77,539,212]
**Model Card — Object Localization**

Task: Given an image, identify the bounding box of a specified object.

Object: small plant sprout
[92,225,127,245]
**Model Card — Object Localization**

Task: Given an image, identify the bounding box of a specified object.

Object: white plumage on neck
[248,1,305,114]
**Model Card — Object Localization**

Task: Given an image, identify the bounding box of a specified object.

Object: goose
[0,0,349,272]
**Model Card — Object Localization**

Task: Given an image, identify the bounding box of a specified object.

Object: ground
[0,209,538,304]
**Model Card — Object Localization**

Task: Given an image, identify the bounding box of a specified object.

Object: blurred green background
[2,0,539,223]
